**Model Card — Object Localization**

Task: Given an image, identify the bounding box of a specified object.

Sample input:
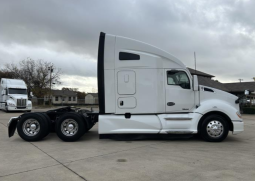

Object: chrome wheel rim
[61,119,78,136]
[206,120,224,138]
[22,119,40,136]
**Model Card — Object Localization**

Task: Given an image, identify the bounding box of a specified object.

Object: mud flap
[8,117,19,137]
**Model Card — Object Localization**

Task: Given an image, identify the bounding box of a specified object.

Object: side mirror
[30,92,34,97]
[193,75,199,91]
[244,90,249,95]
[1,90,6,95]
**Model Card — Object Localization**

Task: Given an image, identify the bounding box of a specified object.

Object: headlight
[8,102,15,107]
[28,104,32,107]
[236,111,242,119]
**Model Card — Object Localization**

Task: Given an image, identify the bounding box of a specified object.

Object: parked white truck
[8,32,245,142]
[0,78,32,112]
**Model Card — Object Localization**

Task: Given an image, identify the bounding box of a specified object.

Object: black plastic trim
[204,88,214,92]
[125,113,131,119]
[97,32,106,114]
[119,52,140,60]
[114,112,193,115]
[8,117,19,137]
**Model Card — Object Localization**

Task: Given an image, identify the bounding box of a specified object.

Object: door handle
[120,101,124,106]
[167,102,175,106]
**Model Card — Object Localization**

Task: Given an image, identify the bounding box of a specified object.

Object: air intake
[17,99,26,108]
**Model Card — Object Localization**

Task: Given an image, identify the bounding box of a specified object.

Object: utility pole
[238,79,243,83]
[48,65,53,106]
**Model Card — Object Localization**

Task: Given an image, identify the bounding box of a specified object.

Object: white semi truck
[0,78,32,112]
[8,32,245,142]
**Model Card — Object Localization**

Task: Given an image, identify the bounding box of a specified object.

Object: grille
[17,99,26,108]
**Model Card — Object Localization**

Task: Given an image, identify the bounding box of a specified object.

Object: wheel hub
[61,119,78,136]
[67,124,74,131]
[22,119,40,136]
[206,120,224,138]
[30,124,37,131]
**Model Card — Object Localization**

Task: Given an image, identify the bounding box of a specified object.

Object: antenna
[194,52,197,74]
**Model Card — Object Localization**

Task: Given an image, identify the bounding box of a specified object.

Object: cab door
[165,69,195,112]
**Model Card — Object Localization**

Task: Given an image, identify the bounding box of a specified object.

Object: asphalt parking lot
[0,109,255,181]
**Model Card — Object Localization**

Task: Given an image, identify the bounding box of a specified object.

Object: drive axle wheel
[17,113,49,141]
[55,113,86,142]
[61,119,79,136]
[201,114,229,142]
[38,113,52,137]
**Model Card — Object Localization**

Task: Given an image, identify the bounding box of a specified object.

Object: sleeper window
[167,71,190,89]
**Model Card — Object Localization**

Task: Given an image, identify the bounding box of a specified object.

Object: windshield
[8,88,27,95]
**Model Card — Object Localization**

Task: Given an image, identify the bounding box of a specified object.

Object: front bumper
[232,120,244,135]
[7,106,32,111]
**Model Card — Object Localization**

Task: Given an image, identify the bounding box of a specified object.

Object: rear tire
[37,113,51,137]
[17,113,49,141]
[77,114,94,133]
[55,113,86,142]
[200,114,229,142]
[86,123,95,132]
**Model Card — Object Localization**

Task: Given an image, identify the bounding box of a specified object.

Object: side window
[167,70,190,89]
[119,52,140,60]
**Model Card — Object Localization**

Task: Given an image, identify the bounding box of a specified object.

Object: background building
[85,93,98,104]
[44,89,78,105]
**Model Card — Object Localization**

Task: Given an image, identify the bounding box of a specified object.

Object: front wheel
[5,105,9,113]
[55,113,86,142]
[200,115,229,142]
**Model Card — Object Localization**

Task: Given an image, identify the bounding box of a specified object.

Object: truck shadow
[79,132,242,143]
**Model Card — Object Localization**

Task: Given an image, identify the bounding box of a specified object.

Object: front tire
[55,113,86,142]
[5,105,9,113]
[201,114,229,142]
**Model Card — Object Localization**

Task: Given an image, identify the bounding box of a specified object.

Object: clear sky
[0,0,254,92]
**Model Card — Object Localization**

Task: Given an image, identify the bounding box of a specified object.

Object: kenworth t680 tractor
[8,32,244,142]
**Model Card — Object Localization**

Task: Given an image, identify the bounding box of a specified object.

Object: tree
[77,91,86,99]
[62,87,79,92]
[0,70,14,80]
[1,58,61,97]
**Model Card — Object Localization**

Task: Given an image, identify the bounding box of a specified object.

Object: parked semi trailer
[8,32,245,142]
[0,78,32,112]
